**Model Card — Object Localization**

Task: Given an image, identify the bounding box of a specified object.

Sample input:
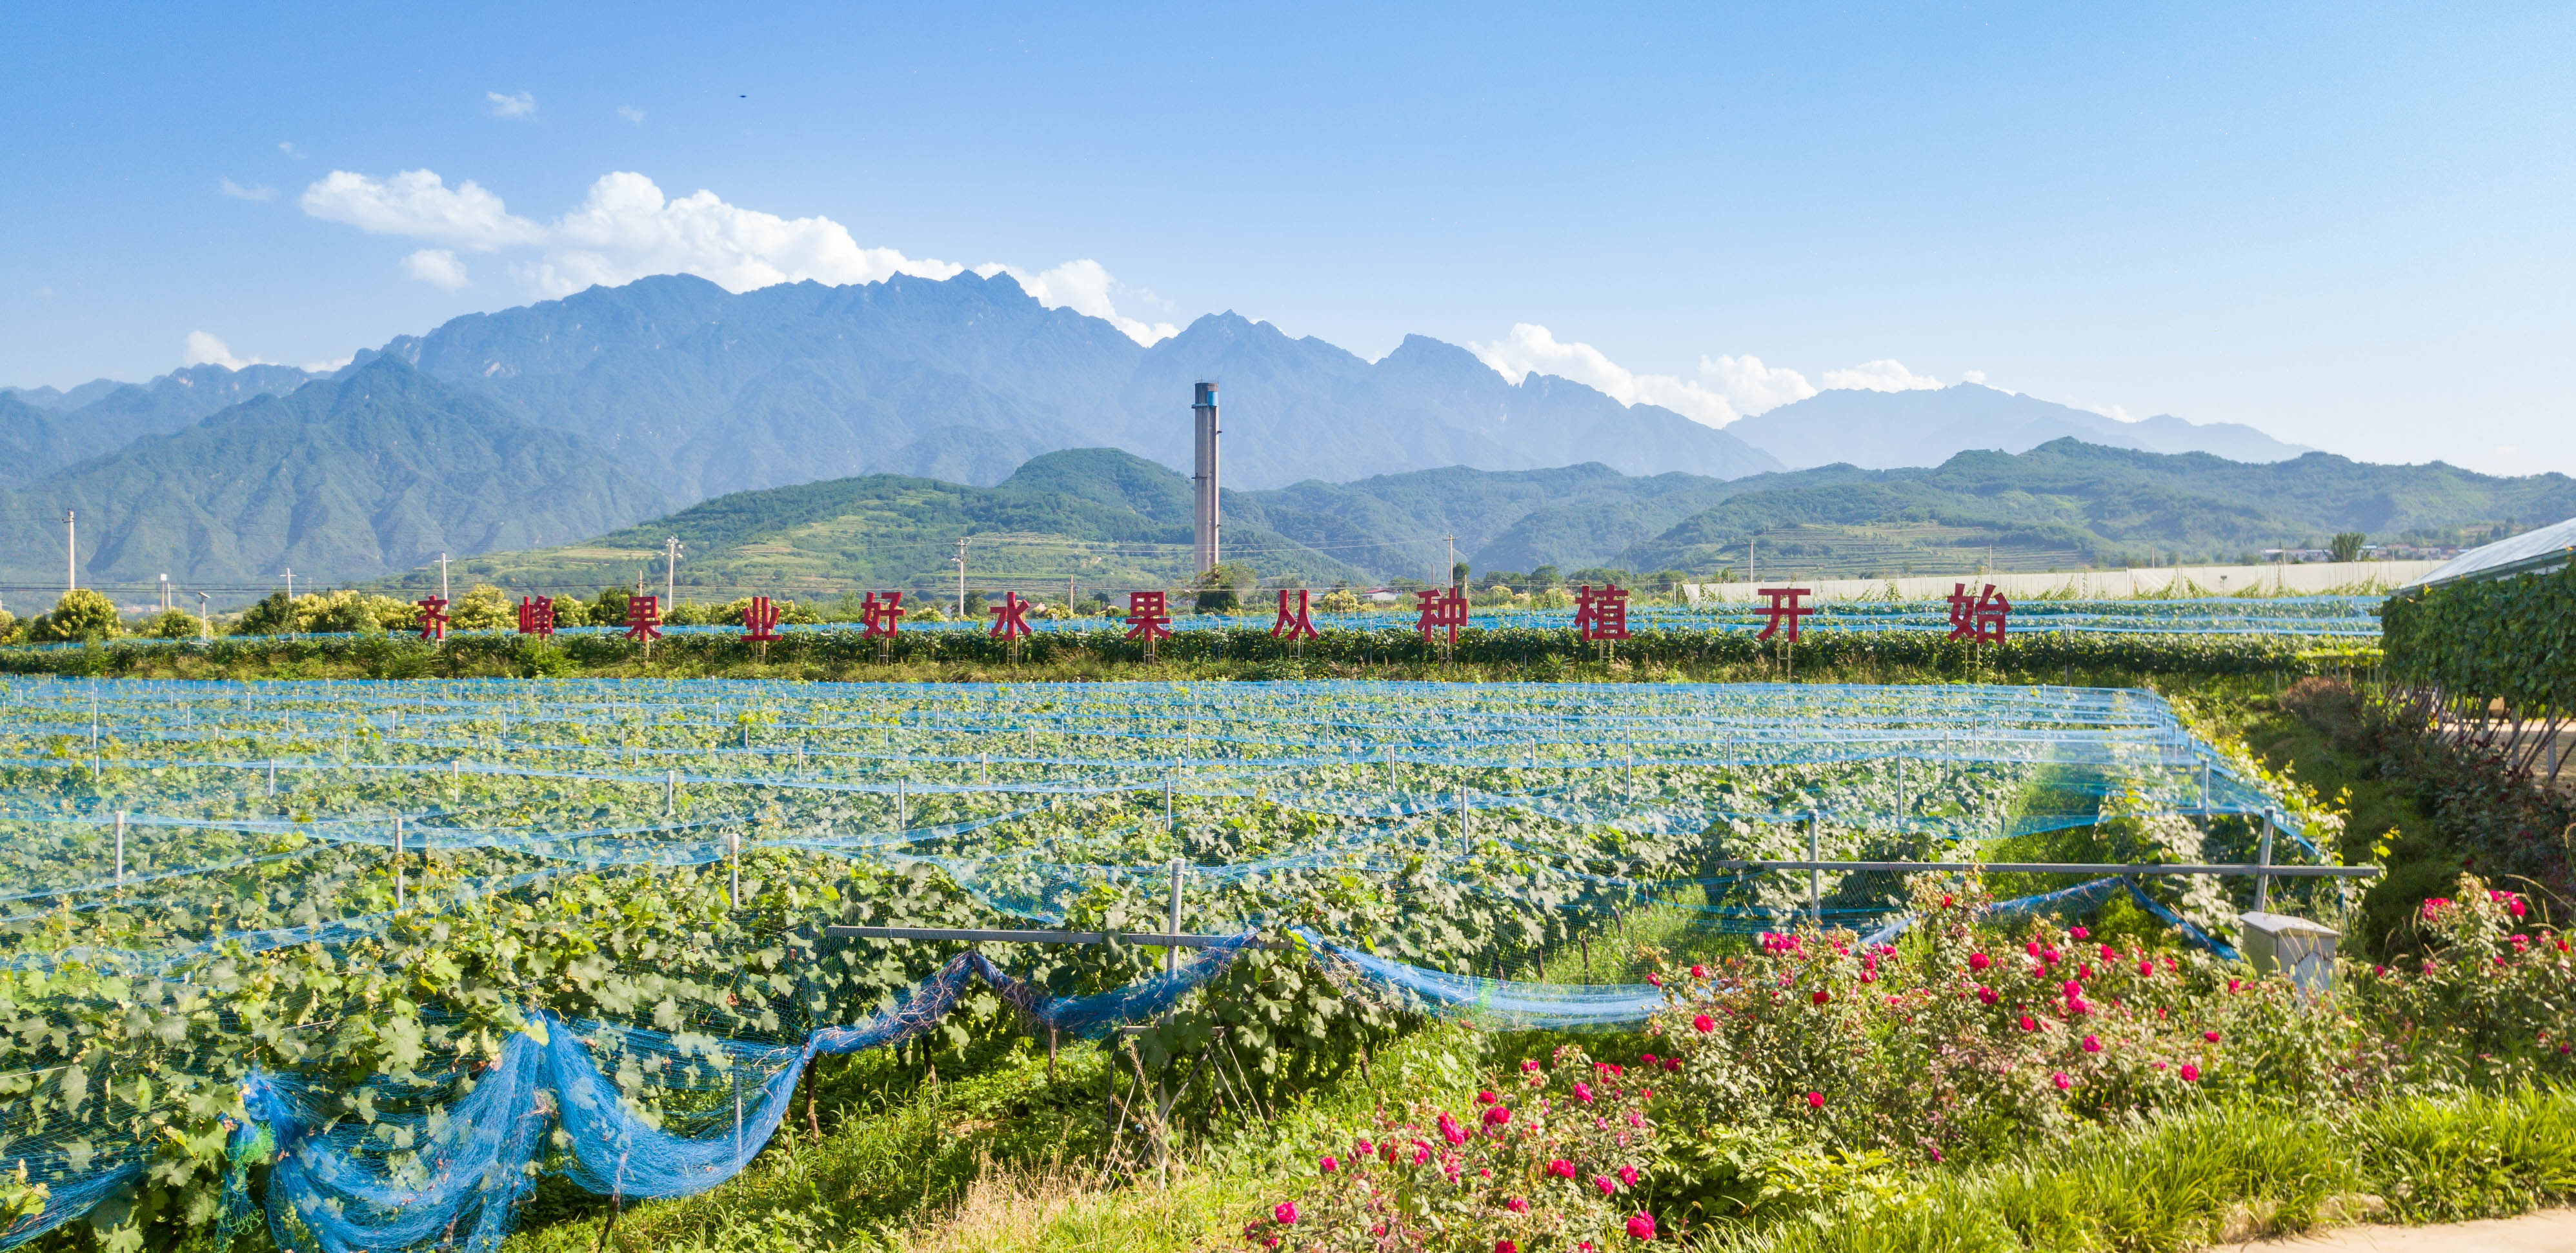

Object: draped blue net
[0,676,2329,1248]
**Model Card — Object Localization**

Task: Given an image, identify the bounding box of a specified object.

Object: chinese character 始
[1947,582,2010,643]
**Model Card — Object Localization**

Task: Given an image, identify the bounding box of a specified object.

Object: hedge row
[0,624,2356,681]
[2381,561,2576,714]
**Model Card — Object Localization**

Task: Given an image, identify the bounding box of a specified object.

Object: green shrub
[27,588,121,642]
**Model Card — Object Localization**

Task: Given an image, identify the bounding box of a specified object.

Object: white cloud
[487,91,537,119]
[300,169,546,251]
[302,354,355,373]
[219,177,277,202]
[618,105,646,125]
[182,332,263,370]
[278,141,307,159]
[1820,359,1942,392]
[1467,324,1816,426]
[300,168,1178,342]
[401,248,471,289]
[976,259,1178,345]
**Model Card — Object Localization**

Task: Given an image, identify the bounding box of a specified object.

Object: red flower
[1498,1241,1519,1253]
[1482,1105,1512,1127]
[1969,952,1992,972]
[1646,973,1664,987]
[1438,1113,1467,1145]
[1520,1058,1542,1072]
[2080,1034,2102,1053]
[1640,1053,1660,1067]
[1662,1057,1680,1072]
[1626,1212,1658,1241]
[1574,1081,1595,1103]
[1320,1155,1338,1172]
[2204,1030,2220,1043]
[2061,979,2082,999]
[2018,1015,2038,1032]
[1692,1014,1715,1034]
[2069,926,2089,939]
[1811,989,1831,1005]
[2137,958,2155,977]
[2179,1063,2200,1082]
[1805,1090,1826,1109]
[1477,1089,1498,1105]
[1547,1158,1577,1179]
[1942,894,1956,908]
[2052,1072,2072,1090]
[1689,963,1707,978]
[1595,1174,1616,1196]
[1619,1165,1641,1187]
[1273,1201,1300,1225]
[1505,1197,1529,1213]
[1977,986,1999,1005]
[2026,941,2042,957]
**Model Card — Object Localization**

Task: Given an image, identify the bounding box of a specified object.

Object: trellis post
[393,814,405,911]
[1807,811,1822,925]
[2254,812,2277,912]
[114,811,126,887]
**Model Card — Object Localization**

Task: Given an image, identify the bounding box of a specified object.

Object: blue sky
[5,2,2570,472]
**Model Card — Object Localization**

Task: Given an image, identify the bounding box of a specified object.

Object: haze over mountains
[0,270,2416,595]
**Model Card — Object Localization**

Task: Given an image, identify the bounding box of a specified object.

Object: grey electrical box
[2239,911,2339,994]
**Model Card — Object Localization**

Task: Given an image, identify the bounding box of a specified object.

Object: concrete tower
[1192,381,1220,574]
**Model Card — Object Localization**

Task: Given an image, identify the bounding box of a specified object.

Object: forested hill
[365,439,2576,603]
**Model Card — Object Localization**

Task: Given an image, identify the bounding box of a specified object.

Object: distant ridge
[1722,383,2310,470]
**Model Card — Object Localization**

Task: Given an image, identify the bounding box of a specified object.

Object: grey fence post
[2254,813,2276,912]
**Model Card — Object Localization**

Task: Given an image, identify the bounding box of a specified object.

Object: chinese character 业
[1270,588,1319,640]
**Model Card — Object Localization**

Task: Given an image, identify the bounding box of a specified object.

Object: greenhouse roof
[2400,514,2576,590]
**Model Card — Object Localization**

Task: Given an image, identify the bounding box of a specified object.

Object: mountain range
[366,439,2576,605]
[0,270,2422,598]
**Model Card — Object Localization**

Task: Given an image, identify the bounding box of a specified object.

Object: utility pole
[1445,535,1456,587]
[195,592,210,639]
[953,537,967,618]
[159,574,168,611]
[63,510,74,592]
[439,552,450,602]
[285,568,294,599]
[665,536,681,605]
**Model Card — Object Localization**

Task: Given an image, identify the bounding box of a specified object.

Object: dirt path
[2228,1208,2576,1252]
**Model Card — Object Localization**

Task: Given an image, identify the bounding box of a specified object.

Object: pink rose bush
[1243,1044,1666,1250]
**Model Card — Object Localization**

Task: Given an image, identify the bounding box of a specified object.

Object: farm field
[0,671,2564,1252]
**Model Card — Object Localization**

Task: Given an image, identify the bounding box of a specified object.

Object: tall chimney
[1192,381,1220,575]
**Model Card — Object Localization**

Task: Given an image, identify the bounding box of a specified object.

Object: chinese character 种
[989,590,1033,640]
[1270,588,1319,641]
[1947,582,2010,644]
[742,595,783,643]
[516,596,555,637]
[1754,586,1813,642]
[625,594,662,645]
[1574,583,1631,642]
[416,596,449,643]
[1414,587,1467,645]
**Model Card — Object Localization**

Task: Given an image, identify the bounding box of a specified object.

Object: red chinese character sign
[1414,586,1467,653]
[989,591,1032,640]
[1270,588,1319,641]
[1125,590,1172,659]
[416,596,448,644]
[1573,583,1631,642]
[515,596,555,637]
[625,594,662,652]
[1947,582,2010,644]
[1754,587,1813,642]
[742,595,783,644]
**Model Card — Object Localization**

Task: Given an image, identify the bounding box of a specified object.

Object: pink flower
[1354,1139,1373,1156]
[2077,963,2093,981]
[2137,959,2155,977]
[1692,1014,1715,1034]
[1640,1052,1659,1067]
[1497,1241,1519,1253]
[1969,952,1992,972]
[1547,1158,1577,1179]
[1438,1113,1467,1145]
[1977,986,1999,1005]
[2421,897,2453,919]
[2018,1015,2038,1032]
[2099,944,2116,961]
[2081,1034,2102,1053]
[1273,1201,1300,1225]
[1626,1212,1658,1241]
[1627,1110,1645,1127]
[1646,972,1664,987]
[2052,1072,2072,1090]
[2069,926,2089,939]
[1520,1058,1542,1072]
[1619,1165,1641,1187]
[1805,1090,1826,1109]
[2204,1030,2221,1043]
[2042,947,2062,963]
[1320,1155,1338,1172]
[2228,978,2242,992]
[1505,1196,1529,1213]
[2061,979,2082,999]
[1482,1105,1512,1127]
[1574,1081,1595,1103]
[1411,1142,1432,1165]
[1478,1089,1499,1105]
[1811,989,1831,1005]
[2026,941,2042,957]
[2179,1063,2200,1082]
[2510,899,2528,917]
[1662,1057,1680,1072]
[1595,1174,1616,1196]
